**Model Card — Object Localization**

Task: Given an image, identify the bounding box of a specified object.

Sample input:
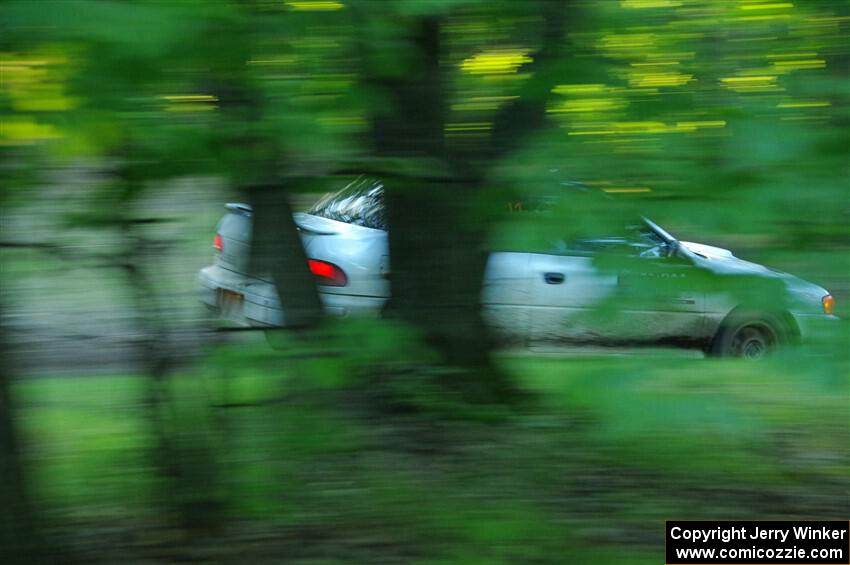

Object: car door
[529,240,705,344]
[481,252,534,342]
[612,252,706,342]
[528,251,618,342]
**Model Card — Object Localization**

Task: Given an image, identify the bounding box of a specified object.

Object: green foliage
[15,376,157,518]
[511,353,848,485]
[2,0,848,560]
[13,346,848,559]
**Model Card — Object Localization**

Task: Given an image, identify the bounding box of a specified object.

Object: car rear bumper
[199,265,387,327]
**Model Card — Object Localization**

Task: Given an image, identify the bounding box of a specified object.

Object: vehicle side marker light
[822,294,835,315]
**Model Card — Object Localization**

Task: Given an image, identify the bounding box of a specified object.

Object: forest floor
[13,343,849,563]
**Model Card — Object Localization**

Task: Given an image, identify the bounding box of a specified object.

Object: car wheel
[710,314,785,359]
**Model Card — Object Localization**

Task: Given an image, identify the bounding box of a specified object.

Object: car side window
[550,229,667,257]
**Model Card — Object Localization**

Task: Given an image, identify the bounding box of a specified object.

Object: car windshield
[642,216,677,245]
[309,177,387,230]
[550,223,669,257]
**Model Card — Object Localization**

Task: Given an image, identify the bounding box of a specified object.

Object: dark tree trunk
[491,0,573,157]
[247,182,324,330]
[0,165,44,562]
[207,26,325,331]
[0,299,43,563]
[357,4,576,401]
[363,16,516,401]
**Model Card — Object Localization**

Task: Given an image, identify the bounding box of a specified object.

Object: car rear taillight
[822,294,835,315]
[213,233,223,252]
[308,259,347,287]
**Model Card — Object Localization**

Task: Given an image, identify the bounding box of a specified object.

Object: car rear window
[308,177,387,230]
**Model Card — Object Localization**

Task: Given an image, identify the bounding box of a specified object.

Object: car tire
[709,312,787,359]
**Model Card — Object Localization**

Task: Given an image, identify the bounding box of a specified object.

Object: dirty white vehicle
[199,178,837,358]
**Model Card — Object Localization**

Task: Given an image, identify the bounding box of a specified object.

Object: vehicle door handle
[544,272,565,285]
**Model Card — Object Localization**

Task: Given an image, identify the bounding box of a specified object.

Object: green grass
[13,334,849,562]
[16,376,155,518]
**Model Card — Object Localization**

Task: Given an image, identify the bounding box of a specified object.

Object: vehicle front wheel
[710,314,786,359]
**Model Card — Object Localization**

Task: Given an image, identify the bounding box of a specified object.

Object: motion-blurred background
[1,0,848,563]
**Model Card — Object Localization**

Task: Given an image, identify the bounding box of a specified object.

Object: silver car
[199,178,837,358]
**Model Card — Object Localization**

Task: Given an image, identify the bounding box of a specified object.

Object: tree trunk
[0,300,43,563]
[363,16,515,401]
[247,182,324,330]
[357,4,575,401]
[491,0,573,157]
